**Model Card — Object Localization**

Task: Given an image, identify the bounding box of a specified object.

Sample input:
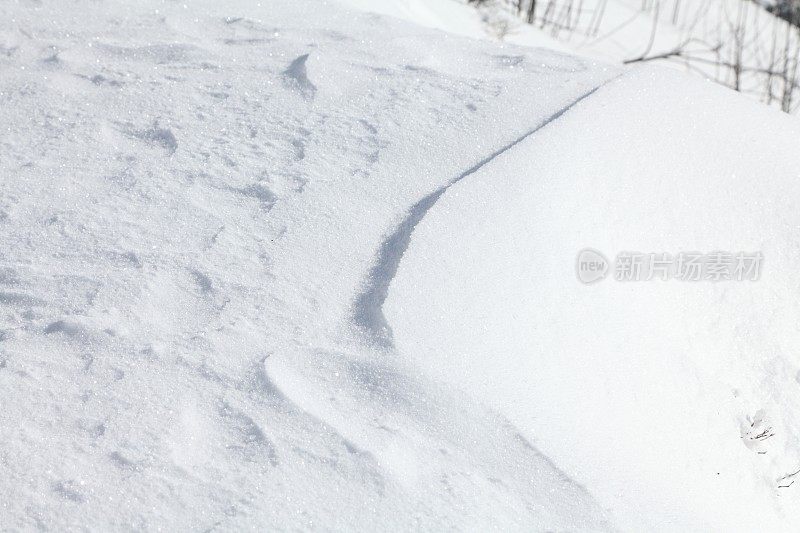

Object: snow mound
[3,0,797,529]
[386,66,800,530]
[0,0,617,529]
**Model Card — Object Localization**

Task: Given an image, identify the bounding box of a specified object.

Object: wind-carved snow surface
[2,0,797,530]
[283,53,316,99]
[0,0,618,529]
[353,79,616,345]
[385,65,800,530]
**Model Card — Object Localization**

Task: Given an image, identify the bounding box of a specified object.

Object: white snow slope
[1,0,800,531]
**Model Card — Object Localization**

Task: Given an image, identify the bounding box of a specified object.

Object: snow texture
[1,0,799,531]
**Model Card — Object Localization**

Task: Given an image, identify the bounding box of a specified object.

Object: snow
[2,0,800,530]
[346,0,800,113]
[336,0,571,50]
[386,65,800,530]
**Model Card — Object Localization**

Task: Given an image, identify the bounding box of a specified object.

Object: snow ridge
[353,75,620,345]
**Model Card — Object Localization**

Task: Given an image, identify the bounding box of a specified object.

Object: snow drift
[386,65,800,530]
[1,0,800,530]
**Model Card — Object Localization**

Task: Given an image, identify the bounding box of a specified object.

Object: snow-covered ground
[348,0,800,112]
[2,0,800,530]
